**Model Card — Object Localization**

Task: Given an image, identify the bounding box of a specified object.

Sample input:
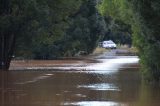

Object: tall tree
[0,0,82,70]
[15,0,107,58]
[57,0,106,56]
[128,0,160,82]
[0,0,15,69]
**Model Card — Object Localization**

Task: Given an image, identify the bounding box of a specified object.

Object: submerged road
[1,50,160,106]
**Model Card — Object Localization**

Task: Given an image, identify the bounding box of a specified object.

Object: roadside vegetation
[92,47,108,55]
[98,0,160,82]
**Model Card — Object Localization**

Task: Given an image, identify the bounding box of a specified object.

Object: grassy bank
[92,47,109,55]
[93,46,138,56]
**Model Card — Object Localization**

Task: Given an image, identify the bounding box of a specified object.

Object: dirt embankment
[10,47,137,70]
[9,57,98,70]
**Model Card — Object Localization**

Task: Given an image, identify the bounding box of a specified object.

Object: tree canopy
[0,0,106,69]
[98,0,160,82]
[0,0,83,68]
[13,0,107,59]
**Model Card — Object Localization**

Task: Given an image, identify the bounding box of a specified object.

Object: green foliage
[98,0,134,24]
[13,0,82,59]
[128,0,160,82]
[99,0,160,82]
[13,0,106,59]
[59,0,106,55]
[103,17,132,45]
[97,0,132,45]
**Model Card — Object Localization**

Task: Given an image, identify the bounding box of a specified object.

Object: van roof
[103,40,114,43]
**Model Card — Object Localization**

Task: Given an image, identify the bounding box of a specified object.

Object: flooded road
[1,51,160,106]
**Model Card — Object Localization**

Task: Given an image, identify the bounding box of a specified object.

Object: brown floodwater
[1,55,160,106]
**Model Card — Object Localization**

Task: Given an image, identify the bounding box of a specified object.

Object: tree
[128,0,160,82]
[0,0,82,70]
[17,0,107,58]
[98,0,160,82]
[103,17,132,46]
[57,0,106,56]
[0,0,15,69]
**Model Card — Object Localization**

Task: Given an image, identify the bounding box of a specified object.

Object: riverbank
[10,57,98,70]
[10,47,137,70]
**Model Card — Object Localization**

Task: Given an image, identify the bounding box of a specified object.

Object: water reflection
[25,56,139,72]
[63,101,119,106]
[86,56,139,71]
[77,83,120,91]
[15,75,51,84]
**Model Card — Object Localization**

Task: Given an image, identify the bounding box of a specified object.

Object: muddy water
[1,56,160,106]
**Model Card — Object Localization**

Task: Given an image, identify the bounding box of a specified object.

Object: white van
[102,40,117,49]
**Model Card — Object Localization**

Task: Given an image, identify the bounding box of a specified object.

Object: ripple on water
[77,83,120,91]
[63,101,119,106]
[15,75,51,84]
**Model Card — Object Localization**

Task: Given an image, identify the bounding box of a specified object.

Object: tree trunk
[0,0,14,70]
[0,34,15,70]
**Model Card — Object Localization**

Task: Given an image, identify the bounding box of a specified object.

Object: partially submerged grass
[119,46,138,55]
[92,47,108,55]
[93,46,138,56]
